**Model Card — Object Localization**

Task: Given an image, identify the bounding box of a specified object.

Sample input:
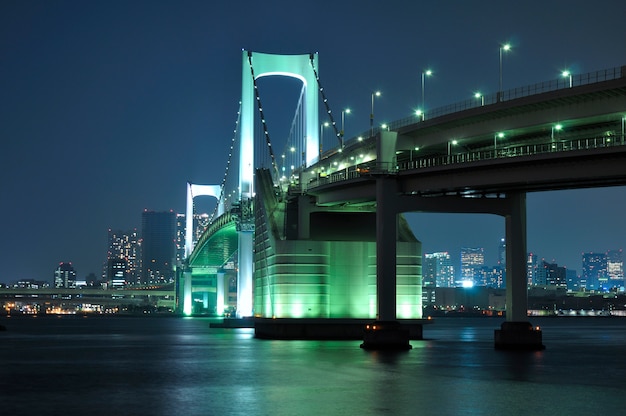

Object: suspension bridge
[181,50,626,349]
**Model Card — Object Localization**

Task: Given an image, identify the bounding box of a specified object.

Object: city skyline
[1,0,625,283]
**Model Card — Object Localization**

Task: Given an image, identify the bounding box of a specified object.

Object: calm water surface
[1,316,625,415]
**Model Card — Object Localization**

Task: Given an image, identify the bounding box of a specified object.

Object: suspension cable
[282,83,306,170]
[310,53,342,148]
[210,101,241,222]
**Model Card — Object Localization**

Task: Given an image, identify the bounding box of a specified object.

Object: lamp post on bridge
[370,91,381,137]
[415,109,424,122]
[447,139,458,163]
[421,69,432,114]
[494,132,504,156]
[474,92,484,106]
[341,108,351,148]
[499,43,511,101]
[562,70,572,88]
[551,124,562,150]
[319,121,329,159]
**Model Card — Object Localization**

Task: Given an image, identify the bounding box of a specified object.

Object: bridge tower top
[185,182,222,258]
[239,50,320,199]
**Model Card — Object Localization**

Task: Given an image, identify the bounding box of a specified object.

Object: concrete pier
[360,321,413,350]
[494,321,545,350]
[254,318,424,341]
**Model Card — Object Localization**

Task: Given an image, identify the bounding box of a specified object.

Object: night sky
[1,0,625,284]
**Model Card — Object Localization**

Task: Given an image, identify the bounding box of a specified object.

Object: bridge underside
[185,221,238,315]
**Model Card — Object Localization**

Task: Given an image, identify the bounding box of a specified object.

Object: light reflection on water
[1,316,625,415]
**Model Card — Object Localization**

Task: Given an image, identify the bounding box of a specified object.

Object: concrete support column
[376,176,397,322]
[216,270,225,315]
[495,191,544,350]
[237,232,254,317]
[505,191,528,321]
[183,270,192,316]
[361,175,411,350]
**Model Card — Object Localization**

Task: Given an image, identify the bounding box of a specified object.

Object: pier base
[360,321,412,350]
[494,321,545,350]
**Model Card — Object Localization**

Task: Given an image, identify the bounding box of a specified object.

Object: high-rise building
[422,254,437,305]
[424,252,455,288]
[497,238,506,267]
[175,212,211,264]
[527,252,537,286]
[582,252,607,291]
[54,262,76,288]
[566,268,579,291]
[107,229,139,285]
[460,247,484,285]
[606,249,624,290]
[482,265,505,288]
[107,258,128,289]
[175,213,186,265]
[141,210,176,284]
[538,261,567,288]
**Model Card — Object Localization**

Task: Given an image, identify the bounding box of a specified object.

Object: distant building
[107,229,139,285]
[606,249,624,290]
[483,265,505,289]
[141,210,176,284]
[497,238,506,267]
[175,213,186,265]
[15,279,49,289]
[107,258,128,289]
[460,247,484,285]
[527,252,537,286]
[566,268,579,291]
[582,252,607,291]
[175,212,211,264]
[538,261,567,288]
[422,254,437,305]
[54,262,77,288]
[424,252,455,288]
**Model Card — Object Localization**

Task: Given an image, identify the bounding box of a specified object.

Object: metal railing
[343,66,625,145]
[299,134,626,193]
[399,134,626,171]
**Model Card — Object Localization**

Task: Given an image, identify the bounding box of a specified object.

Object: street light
[341,108,351,147]
[551,124,562,149]
[370,91,381,136]
[447,140,458,161]
[494,132,504,154]
[319,121,329,158]
[415,109,424,122]
[562,71,572,88]
[474,92,484,106]
[421,69,433,110]
[499,43,511,100]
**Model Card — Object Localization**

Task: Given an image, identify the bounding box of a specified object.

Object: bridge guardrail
[302,161,397,191]
[343,66,625,144]
[399,134,626,171]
